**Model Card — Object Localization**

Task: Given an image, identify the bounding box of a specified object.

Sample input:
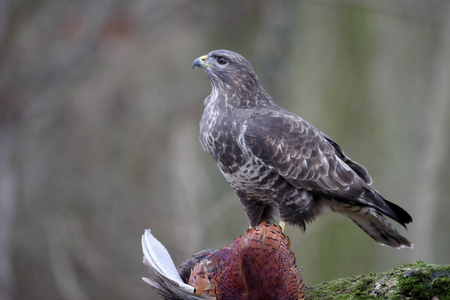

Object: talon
[279,221,286,232]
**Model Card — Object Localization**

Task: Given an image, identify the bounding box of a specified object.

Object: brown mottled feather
[189,222,306,300]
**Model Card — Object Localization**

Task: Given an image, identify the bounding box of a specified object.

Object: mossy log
[306,261,450,299]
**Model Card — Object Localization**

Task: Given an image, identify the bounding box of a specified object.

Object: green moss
[396,261,450,299]
[306,261,450,299]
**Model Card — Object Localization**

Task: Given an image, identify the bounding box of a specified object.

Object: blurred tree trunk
[410,0,450,263]
[1,3,16,299]
[0,137,16,300]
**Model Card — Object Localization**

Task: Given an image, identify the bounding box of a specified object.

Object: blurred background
[1,0,449,299]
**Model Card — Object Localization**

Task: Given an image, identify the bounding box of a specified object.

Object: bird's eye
[217,57,227,65]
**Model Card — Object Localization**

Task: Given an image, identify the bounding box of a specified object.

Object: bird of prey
[142,222,306,299]
[193,49,413,248]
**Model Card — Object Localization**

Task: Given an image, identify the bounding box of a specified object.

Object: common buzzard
[193,49,412,248]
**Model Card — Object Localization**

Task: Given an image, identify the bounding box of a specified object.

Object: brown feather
[189,222,306,300]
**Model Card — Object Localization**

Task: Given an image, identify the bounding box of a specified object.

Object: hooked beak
[192,55,215,70]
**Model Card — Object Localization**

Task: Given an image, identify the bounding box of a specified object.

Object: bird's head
[193,50,261,91]
[193,49,272,108]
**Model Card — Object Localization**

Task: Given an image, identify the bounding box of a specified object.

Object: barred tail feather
[337,206,413,249]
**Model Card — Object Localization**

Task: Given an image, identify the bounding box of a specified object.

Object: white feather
[141,229,195,292]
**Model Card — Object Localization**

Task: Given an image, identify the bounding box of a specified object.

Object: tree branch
[306,261,450,299]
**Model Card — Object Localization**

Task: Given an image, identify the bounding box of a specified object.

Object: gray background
[1,1,449,299]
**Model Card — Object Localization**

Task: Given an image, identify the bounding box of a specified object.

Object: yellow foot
[279,221,286,232]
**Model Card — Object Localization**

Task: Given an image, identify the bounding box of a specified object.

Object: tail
[359,188,413,229]
[326,186,413,248]
[336,205,413,248]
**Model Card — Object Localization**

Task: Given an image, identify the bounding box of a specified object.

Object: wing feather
[241,108,412,226]
[242,109,367,194]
